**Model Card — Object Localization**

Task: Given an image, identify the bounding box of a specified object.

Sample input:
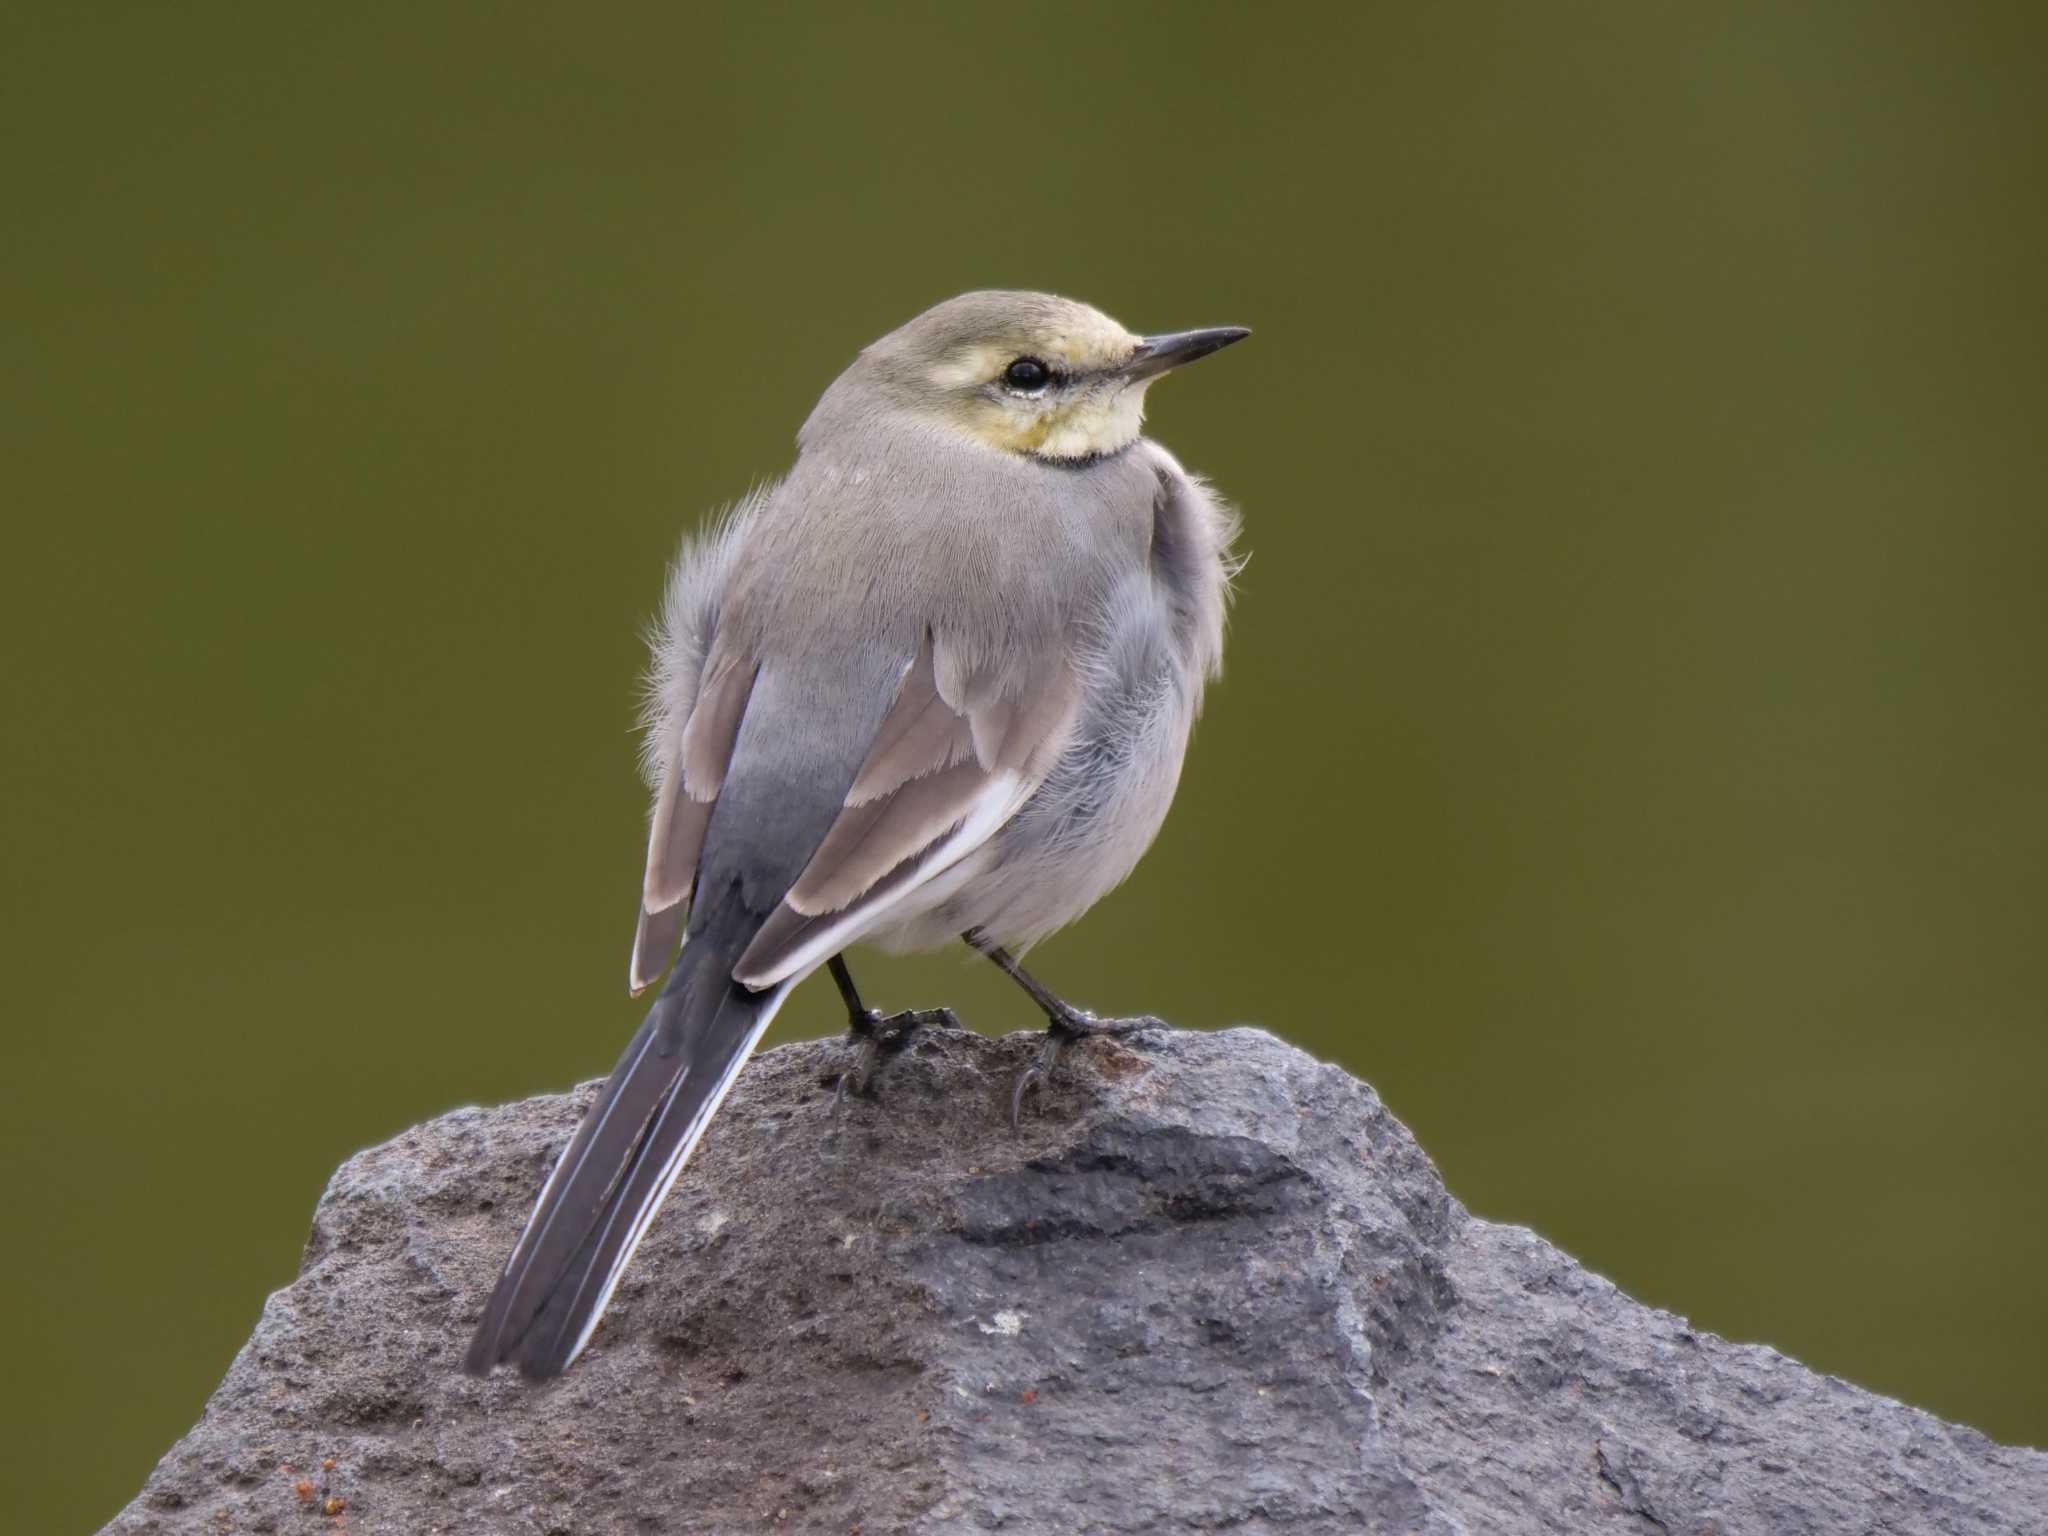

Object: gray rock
[102,1025,2045,1535]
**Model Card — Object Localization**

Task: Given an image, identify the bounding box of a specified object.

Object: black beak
[1118,325,1252,382]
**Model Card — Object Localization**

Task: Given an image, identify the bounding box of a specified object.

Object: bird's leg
[961,930,1147,1127]
[826,954,958,1110]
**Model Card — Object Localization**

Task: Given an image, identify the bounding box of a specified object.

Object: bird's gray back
[723,419,1155,670]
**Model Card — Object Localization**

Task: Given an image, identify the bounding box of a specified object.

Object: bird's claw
[830,1004,959,1113]
[830,1036,878,1115]
[1007,1012,1159,1131]
[1008,1025,1075,1131]
[1008,1057,1049,1130]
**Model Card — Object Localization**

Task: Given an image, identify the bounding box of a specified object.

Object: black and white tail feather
[463,904,787,1380]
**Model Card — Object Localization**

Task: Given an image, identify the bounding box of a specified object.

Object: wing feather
[631,656,757,994]
[628,901,686,996]
[789,759,991,913]
[733,631,1077,988]
[734,773,1025,988]
[846,644,976,804]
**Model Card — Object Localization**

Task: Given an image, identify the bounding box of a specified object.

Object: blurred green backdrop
[6,4,2045,1527]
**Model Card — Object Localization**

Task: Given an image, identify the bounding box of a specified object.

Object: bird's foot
[1008,1009,1154,1129]
[831,1005,959,1112]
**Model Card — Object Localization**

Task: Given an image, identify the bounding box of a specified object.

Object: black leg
[825,953,959,1109]
[827,954,874,1025]
[961,932,1095,1032]
[962,929,1148,1127]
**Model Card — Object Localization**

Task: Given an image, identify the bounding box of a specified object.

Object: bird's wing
[627,498,762,994]
[630,654,757,993]
[730,630,1079,988]
[629,624,1079,995]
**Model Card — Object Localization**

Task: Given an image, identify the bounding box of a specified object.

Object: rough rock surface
[103,1024,2044,1535]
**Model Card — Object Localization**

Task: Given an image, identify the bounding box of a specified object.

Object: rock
[101,1025,2045,1535]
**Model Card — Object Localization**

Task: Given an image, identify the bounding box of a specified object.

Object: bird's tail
[463,905,784,1380]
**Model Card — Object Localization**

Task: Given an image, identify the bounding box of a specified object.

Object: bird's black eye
[1004,357,1051,392]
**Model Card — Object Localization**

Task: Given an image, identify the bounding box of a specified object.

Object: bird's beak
[1117,326,1252,382]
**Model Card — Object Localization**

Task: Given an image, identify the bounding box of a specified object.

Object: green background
[6,4,2044,1527]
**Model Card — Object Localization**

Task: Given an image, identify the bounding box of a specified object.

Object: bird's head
[845,290,1248,463]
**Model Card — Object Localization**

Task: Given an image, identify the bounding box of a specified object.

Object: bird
[464,290,1248,1379]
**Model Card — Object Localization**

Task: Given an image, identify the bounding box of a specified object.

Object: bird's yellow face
[854,291,1249,465]
[925,309,1152,462]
